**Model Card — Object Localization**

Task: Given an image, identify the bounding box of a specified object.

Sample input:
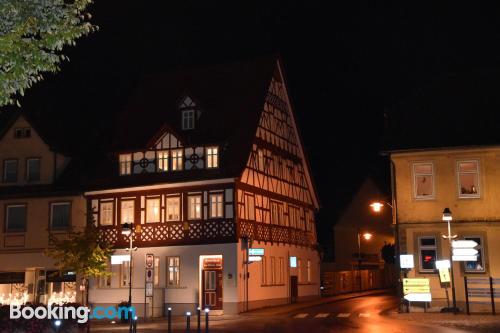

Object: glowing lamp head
[363,233,373,241]
[186,311,191,316]
[121,223,132,236]
[205,308,210,313]
[54,320,62,327]
[442,208,452,221]
[370,202,384,212]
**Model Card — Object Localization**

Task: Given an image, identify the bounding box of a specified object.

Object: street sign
[439,269,451,283]
[404,293,432,302]
[400,255,414,269]
[452,240,478,248]
[435,260,451,269]
[145,254,154,283]
[249,248,265,256]
[452,248,478,256]
[403,278,430,295]
[452,255,477,262]
[111,255,130,264]
[248,256,262,262]
[290,256,297,268]
[145,282,153,297]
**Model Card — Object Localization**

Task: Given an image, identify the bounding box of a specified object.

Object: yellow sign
[439,268,451,283]
[403,278,430,295]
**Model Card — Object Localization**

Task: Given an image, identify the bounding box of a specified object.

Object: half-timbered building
[85,56,320,315]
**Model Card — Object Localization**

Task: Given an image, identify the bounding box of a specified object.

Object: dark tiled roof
[383,69,500,152]
[89,55,278,189]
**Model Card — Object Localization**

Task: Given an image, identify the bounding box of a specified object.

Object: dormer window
[14,127,31,139]
[206,147,219,168]
[180,96,197,130]
[119,154,132,175]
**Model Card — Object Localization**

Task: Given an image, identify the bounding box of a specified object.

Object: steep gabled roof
[89,56,278,189]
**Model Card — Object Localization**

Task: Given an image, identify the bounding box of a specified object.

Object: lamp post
[442,208,458,314]
[357,230,373,291]
[121,223,137,333]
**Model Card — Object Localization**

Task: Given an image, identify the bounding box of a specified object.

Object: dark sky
[17,2,500,252]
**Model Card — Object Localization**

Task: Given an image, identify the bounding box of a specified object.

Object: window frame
[166,256,180,287]
[206,147,219,168]
[171,149,184,171]
[463,235,486,273]
[119,154,132,176]
[5,204,27,233]
[120,260,132,288]
[156,150,169,172]
[50,202,72,230]
[307,259,311,283]
[412,162,435,200]
[3,159,18,183]
[120,199,135,224]
[99,200,114,226]
[209,193,224,218]
[182,109,195,130]
[456,160,481,199]
[26,158,41,182]
[244,194,255,221]
[145,197,161,223]
[166,196,181,221]
[187,195,202,220]
[98,259,112,288]
[261,256,267,285]
[418,235,438,273]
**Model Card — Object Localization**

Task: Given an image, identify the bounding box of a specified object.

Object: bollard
[186,311,191,333]
[133,316,138,333]
[205,308,210,333]
[168,307,172,333]
[197,307,201,333]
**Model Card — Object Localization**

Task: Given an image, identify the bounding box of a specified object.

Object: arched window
[180,96,196,130]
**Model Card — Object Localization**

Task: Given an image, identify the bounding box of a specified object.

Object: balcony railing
[238,219,315,247]
[97,219,236,248]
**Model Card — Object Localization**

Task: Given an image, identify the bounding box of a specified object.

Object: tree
[381,242,395,264]
[0,0,96,107]
[45,211,113,307]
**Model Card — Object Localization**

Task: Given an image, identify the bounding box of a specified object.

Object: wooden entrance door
[202,269,223,310]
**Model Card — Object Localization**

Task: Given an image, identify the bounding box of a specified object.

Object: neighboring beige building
[0,111,86,305]
[390,145,500,309]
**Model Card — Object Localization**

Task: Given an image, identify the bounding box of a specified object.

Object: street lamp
[441,208,458,314]
[121,223,138,333]
[357,230,373,291]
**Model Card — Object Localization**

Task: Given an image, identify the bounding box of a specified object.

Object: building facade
[0,112,86,306]
[390,146,500,309]
[0,56,320,316]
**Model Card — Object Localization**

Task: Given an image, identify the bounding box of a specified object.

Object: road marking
[314,313,329,318]
[359,313,371,318]
[337,313,351,318]
[294,313,309,318]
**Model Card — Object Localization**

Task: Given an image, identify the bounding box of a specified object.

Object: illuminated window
[119,154,132,175]
[157,151,169,172]
[154,257,160,286]
[418,236,437,272]
[413,162,434,199]
[100,201,113,226]
[166,196,180,221]
[457,160,480,198]
[188,195,202,220]
[26,158,40,182]
[206,147,218,168]
[167,256,180,286]
[146,198,161,223]
[120,200,134,224]
[463,236,485,273]
[209,193,223,218]
[171,149,183,171]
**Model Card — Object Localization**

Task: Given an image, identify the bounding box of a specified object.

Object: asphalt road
[91,293,474,333]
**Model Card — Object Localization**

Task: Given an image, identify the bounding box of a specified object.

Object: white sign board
[452,240,478,248]
[111,255,130,265]
[400,254,414,269]
[249,248,265,256]
[145,254,154,284]
[452,248,478,256]
[453,255,477,262]
[404,293,432,302]
[248,256,262,262]
[435,260,450,270]
[290,256,297,268]
[145,282,153,297]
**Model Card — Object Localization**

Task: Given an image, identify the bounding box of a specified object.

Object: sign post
[403,278,431,312]
[145,254,154,320]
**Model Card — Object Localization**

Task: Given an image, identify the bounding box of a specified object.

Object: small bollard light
[168,307,172,333]
[205,308,210,333]
[186,311,192,333]
[54,320,62,332]
[133,316,138,333]
[197,306,201,333]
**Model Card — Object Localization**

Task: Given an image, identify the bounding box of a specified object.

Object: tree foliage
[0,0,96,107]
[381,243,395,264]
[45,222,113,281]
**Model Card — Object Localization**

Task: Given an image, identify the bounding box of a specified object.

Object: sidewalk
[90,289,390,330]
[387,310,500,332]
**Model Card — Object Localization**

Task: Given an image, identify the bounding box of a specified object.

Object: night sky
[15,2,500,255]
